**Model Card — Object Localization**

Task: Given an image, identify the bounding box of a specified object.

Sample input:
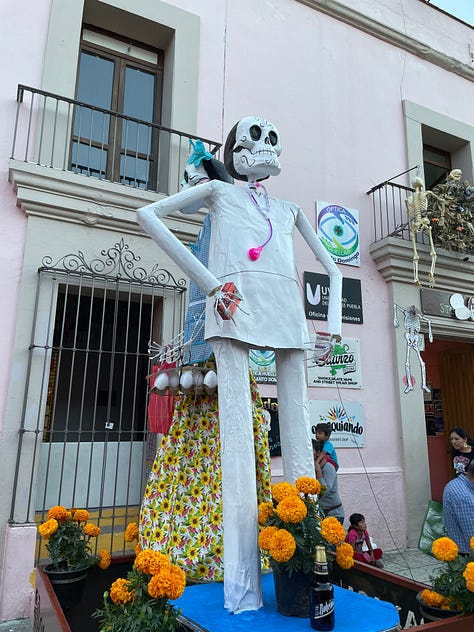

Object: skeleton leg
[414,347,430,393]
[403,334,414,393]
[211,338,261,613]
[410,231,420,287]
[275,348,314,481]
[426,226,437,287]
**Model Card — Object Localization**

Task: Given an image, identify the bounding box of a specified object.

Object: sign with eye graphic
[316,202,360,267]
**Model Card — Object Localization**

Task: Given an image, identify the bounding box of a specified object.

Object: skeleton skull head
[224,117,282,181]
[449,169,463,181]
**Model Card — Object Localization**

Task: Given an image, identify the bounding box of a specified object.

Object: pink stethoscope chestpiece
[248,247,262,261]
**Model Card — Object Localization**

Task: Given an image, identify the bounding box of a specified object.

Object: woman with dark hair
[450,427,474,475]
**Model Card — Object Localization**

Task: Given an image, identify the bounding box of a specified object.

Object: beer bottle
[309,545,335,630]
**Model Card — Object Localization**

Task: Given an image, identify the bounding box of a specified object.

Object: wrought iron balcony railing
[11,84,221,196]
[367,175,418,244]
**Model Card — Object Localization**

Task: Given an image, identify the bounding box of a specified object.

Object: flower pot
[43,564,89,610]
[416,591,463,622]
[272,568,314,617]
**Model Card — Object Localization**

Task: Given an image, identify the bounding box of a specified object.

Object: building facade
[0,0,473,624]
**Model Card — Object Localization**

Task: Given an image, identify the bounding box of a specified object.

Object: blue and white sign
[316,202,360,267]
[249,349,276,383]
[308,400,365,448]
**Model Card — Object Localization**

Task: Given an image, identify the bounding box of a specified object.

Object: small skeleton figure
[406,177,447,287]
[393,304,433,394]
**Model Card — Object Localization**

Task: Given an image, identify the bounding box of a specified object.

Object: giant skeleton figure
[137,117,342,613]
[393,304,432,394]
[405,177,445,287]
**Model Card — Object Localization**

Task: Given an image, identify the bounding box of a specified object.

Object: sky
[428,0,474,26]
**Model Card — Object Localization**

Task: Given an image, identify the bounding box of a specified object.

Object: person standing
[312,439,344,525]
[442,460,474,554]
[449,427,474,475]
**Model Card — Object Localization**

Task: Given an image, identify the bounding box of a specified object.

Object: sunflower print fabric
[139,372,271,581]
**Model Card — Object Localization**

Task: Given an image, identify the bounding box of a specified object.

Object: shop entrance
[423,339,474,501]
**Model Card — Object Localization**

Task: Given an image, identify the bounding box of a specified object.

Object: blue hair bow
[188,139,213,167]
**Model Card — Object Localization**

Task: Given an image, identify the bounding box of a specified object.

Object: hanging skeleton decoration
[405,177,445,287]
[393,304,432,394]
[137,116,342,613]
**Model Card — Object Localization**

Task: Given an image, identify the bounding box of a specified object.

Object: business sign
[249,349,276,383]
[307,337,362,388]
[316,202,360,267]
[308,400,365,448]
[304,272,363,324]
[420,288,453,318]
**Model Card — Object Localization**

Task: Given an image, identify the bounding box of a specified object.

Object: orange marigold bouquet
[93,542,186,632]
[258,477,353,575]
[38,505,110,571]
[419,536,474,613]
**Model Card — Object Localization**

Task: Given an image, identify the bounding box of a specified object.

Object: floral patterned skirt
[139,373,271,581]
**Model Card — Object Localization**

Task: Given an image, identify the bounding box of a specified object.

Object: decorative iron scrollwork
[40,238,187,288]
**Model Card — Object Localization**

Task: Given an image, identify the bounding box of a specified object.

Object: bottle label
[314,562,328,574]
[313,599,335,618]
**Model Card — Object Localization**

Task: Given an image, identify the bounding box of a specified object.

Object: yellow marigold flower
[272,482,299,503]
[463,562,474,592]
[432,537,459,562]
[275,496,307,523]
[320,517,346,545]
[258,502,274,526]
[47,506,69,522]
[83,523,100,537]
[269,529,296,563]
[135,549,156,574]
[148,572,169,599]
[148,551,171,575]
[258,526,279,551]
[335,542,354,570]
[110,578,134,604]
[38,518,58,540]
[73,509,89,522]
[471,536,474,552]
[135,543,141,556]
[124,522,139,542]
[295,477,321,496]
[421,589,445,607]
[98,549,111,570]
[167,564,186,600]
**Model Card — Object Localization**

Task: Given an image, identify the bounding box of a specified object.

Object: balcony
[11,84,221,195]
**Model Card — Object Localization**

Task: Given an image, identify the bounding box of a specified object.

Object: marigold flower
[47,506,69,522]
[38,518,58,540]
[421,589,445,607]
[335,542,354,569]
[320,517,346,545]
[463,562,474,593]
[471,536,474,552]
[124,522,139,542]
[167,564,186,600]
[148,551,172,575]
[73,509,89,522]
[134,549,157,574]
[83,523,100,537]
[269,529,296,563]
[432,537,459,562]
[98,549,111,570]
[147,572,169,599]
[271,482,299,503]
[258,502,274,526]
[295,477,321,496]
[275,496,307,523]
[110,577,134,604]
[258,526,279,551]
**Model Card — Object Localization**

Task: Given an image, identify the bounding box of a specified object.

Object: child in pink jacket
[345,513,384,568]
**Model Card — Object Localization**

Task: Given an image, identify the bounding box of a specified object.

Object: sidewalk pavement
[382,547,443,584]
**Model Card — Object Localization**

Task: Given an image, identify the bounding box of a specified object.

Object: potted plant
[93,523,186,632]
[258,477,354,616]
[38,505,111,609]
[417,535,474,620]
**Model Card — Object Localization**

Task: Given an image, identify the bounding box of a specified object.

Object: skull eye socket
[268,131,278,146]
[249,125,262,141]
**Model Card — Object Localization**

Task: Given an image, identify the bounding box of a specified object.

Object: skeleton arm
[421,314,433,343]
[137,183,222,297]
[393,303,404,327]
[295,210,342,336]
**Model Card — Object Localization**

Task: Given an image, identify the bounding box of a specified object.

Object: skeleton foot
[422,384,431,393]
[404,384,414,394]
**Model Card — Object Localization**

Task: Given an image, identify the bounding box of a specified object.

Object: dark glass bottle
[309,545,335,631]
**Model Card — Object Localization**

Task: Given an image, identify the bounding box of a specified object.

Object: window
[423,144,451,189]
[71,28,163,189]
